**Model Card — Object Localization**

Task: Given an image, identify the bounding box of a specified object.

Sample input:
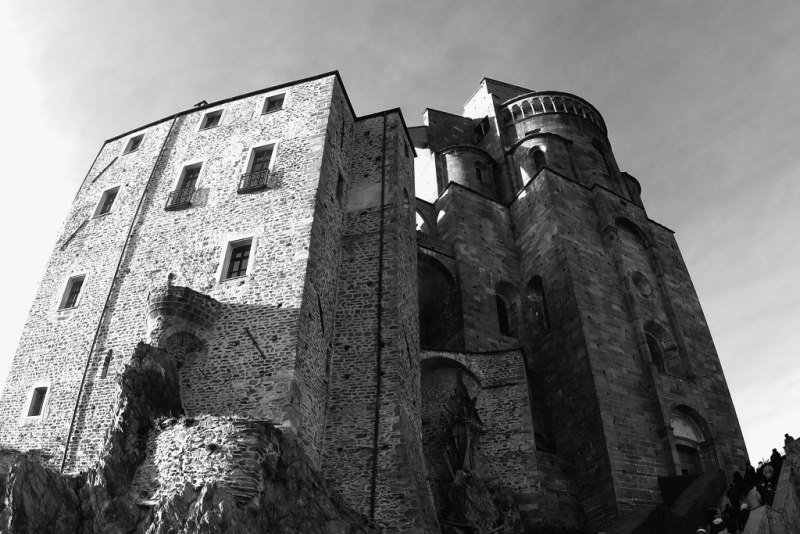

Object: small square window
[200,110,223,130]
[27,387,48,417]
[123,134,144,154]
[263,95,285,114]
[94,186,120,217]
[60,274,86,310]
[221,238,254,281]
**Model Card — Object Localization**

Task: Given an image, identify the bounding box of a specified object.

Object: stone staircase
[605,469,727,534]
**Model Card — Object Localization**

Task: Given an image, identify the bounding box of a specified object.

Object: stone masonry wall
[290,77,355,465]
[0,118,174,469]
[60,75,339,472]
[509,170,616,529]
[130,416,278,504]
[322,112,437,532]
[419,349,543,528]
[434,184,523,352]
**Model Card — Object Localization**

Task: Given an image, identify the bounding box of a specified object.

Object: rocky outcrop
[0,342,373,534]
[440,471,523,534]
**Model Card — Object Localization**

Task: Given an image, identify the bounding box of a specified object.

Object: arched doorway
[418,254,464,349]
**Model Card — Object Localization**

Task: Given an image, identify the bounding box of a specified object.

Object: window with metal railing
[239,145,275,193]
[166,164,201,209]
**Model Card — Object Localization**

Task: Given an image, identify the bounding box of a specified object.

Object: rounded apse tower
[500,90,642,206]
[411,78,747,532]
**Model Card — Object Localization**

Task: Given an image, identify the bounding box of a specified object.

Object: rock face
[0,342,373,534]
[0,437,372,534]
[440,471,524,534]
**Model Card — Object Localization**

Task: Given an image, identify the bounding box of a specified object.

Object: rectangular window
[123,134,144,154]
[239,145,275,193]
[251,147,273,173]
[27,387,48,417]
[200,110,222,130]
[219,237,255,281]
[180,165,201,190]
[167,164,201,209]
[60,274,85,310]
[94,186,120,217]
[263,94,284,114]
[226,243,251,279]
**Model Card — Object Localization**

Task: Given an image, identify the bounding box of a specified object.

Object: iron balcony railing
[238,169,281,193]
[165,187,195,210]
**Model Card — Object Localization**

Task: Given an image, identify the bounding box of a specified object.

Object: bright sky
[1,1,797,465]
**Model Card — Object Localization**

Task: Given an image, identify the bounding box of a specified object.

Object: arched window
[520,100,533,117]
[337,174,345,204]
[502,109,512,124]
[495,281,520,339]
[645,333,666,373]
[526,275,550,334]
[418,254,464,348]
[496,295,510,336]
[531,148,547,173]
[512,105,522,122]
[671,411,706,475]
[532,99,544,114]
[475,162,484,183]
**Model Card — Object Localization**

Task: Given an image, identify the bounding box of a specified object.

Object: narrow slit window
[27,387,48,417]
[475,162,484,183]
[531,148,547,172]
[496,295,511,336]
[263,94,285,114]
[337,174,345,204]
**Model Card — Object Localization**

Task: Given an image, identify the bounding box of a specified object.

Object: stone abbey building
[0,72,749,533]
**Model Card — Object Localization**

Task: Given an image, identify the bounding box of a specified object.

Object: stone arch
[495,281,521,339]
[532,98,544,114]
[416,210,433,234]
[643,321,677,373]
[525,275,550,336]
[615,216,654,250]
[520,100,533,117]
[511,104,522,122]
[644,320,687,377]
[501,109,512,124]
[418,253,464,349]
[420,357,483,503]
[670,405,718,475]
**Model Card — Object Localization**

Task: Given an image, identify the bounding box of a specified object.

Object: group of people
[697,439,790,534]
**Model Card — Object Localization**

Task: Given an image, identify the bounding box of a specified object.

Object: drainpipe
[60,115,179,473]
[369,111,388,520]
